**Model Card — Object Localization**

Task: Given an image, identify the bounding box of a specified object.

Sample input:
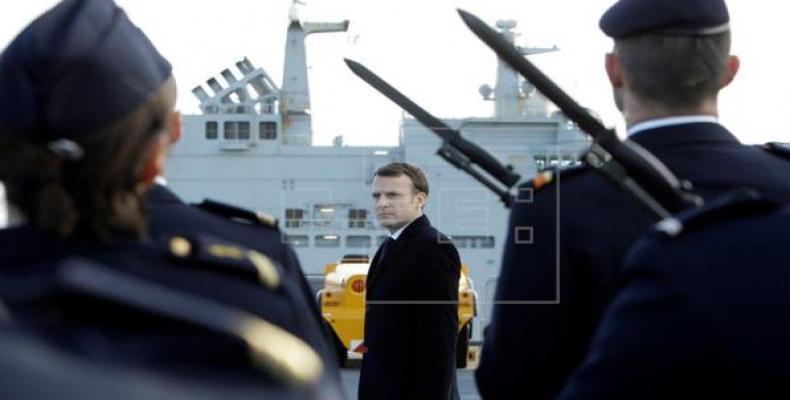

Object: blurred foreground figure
[477,0,790,398]
[0,0,342,398]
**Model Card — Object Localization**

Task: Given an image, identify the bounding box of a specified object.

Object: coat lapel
[366,215,429,291]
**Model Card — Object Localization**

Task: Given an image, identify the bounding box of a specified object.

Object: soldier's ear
[720,55,740,88]
[137,111,180,189]
[168,111,182,144]
[137,134,170,189]
[605,52,624,88]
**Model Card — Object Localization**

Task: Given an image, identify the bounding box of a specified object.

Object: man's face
[371,174,426,232]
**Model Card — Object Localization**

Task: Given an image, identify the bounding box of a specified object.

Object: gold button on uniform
[169,237,192,258]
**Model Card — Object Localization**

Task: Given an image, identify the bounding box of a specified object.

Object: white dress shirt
[627,115,719,138]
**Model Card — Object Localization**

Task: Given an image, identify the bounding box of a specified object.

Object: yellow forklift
[318,255,477,367]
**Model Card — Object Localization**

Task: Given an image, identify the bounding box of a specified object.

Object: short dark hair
[615,32,731,108]
[0,78,176,240]
[374,162,429,196]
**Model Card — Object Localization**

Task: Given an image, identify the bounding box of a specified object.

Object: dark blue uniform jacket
[145,184,336,368]
[559,193,790,399]
[146,184,318,317]
[0,322,303,400]
[0,227,335,399]
[476,122,790,399]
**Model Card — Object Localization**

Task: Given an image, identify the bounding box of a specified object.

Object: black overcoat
[358,215,460,400]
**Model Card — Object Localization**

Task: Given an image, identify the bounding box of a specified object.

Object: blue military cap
[600,0,730,39]
[0,0,171,142]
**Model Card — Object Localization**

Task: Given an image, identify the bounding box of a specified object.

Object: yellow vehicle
[318,254,478,367]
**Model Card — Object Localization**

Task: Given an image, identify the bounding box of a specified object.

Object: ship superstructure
[166,8,589,341]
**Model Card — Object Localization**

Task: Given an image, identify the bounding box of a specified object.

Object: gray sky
[3,0,789,146]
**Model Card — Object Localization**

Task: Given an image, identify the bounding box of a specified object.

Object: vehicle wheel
[324,321,348,367]
[456,324,470,368]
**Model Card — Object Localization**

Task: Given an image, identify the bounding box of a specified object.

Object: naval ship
[165,6,589,341]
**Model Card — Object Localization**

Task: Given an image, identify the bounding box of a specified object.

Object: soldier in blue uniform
[147,183,314,309]
[0,272,320,400]
[0,0,341,397]
[559,190,790,399]
[143,80,336,371]
[475,0,790,398]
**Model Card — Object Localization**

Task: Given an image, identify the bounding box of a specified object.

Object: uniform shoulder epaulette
[761,142,790,160]
[193,199,279,229]
[164,233,282,290]
[55,258,323,387]
[652,189,779,239]
[522,164,588,193]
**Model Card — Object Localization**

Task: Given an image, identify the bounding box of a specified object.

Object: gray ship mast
[281,0,349,145]
[478,20,557,118]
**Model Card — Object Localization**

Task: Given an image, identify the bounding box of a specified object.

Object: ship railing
[283,219,378,230]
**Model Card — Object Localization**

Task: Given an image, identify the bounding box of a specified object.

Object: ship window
[346,235,372,248]
[348,209,367,228]
[223,121,251,140]
[534,154,581,169]
[451,236,495,249]
[238,121,250,139]
[205,121,218,139]
[315,235,340,248]
[479,236,495,248]
[285,235,309,248]
[284,208,304,228]
[260,121,277,139]
[224,121,237,139]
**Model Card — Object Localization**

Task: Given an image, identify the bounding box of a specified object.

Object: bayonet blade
[458,9,701,217]
[344,58,520,189]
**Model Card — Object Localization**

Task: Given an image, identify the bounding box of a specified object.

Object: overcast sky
[3,0,789,146]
